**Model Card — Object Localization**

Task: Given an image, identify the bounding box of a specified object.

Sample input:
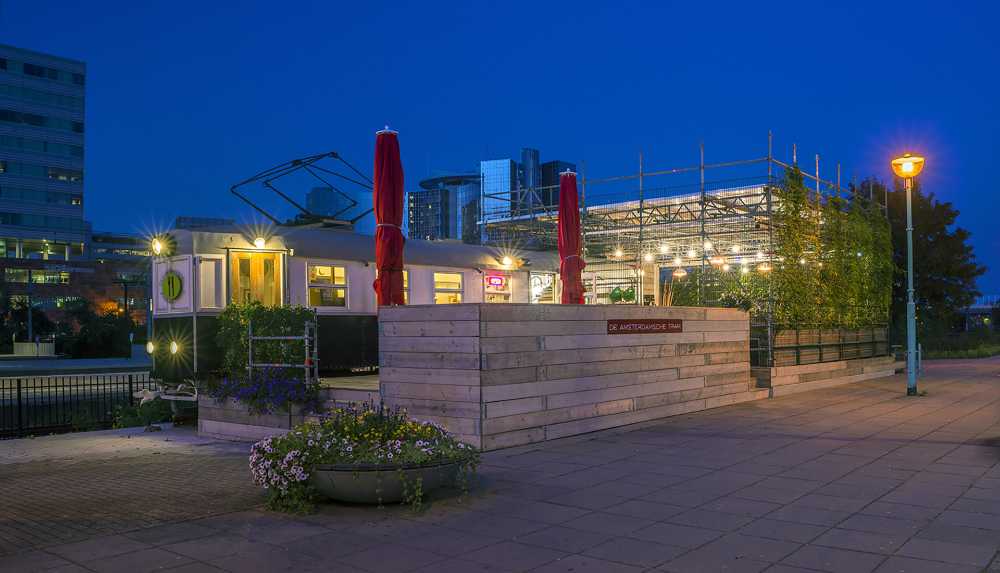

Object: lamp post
[891,153,926,396]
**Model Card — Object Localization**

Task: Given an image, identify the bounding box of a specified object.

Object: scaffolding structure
[479,133,890,366]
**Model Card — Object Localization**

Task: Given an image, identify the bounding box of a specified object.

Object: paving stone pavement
[1,357,999,572]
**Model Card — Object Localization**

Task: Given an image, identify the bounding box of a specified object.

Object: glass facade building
[541,160,577,207]
[0,44,88,260]
[517,148,540,215]
[480,159,516,226]
[408,174,480,242]
[306,186,354,218]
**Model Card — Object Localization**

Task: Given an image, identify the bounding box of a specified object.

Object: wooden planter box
[379,304,764,450]
[198,396,308,442]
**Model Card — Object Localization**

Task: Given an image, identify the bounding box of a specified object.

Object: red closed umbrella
[557,171,586,304]
[372,129,406,306]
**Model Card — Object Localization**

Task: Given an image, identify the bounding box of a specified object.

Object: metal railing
[0,373,154,439]
[751,326,890,367]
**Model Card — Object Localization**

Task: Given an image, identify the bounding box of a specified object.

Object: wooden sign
[607,318,683,334]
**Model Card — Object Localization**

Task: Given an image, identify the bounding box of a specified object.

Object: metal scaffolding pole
[698,142,706,306]
[638,152,644,305]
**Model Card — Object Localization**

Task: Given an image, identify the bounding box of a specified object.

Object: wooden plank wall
[379,304,767,450]
[753,355,899,397]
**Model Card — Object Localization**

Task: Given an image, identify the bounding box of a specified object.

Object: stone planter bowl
[310,461,461,504]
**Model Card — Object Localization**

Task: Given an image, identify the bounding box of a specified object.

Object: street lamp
[891,152,926,396]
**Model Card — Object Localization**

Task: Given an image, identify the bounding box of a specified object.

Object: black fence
[0,373,156,439]
[751,326,890,368]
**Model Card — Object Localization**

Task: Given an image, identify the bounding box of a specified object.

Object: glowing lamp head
[673,268,687,279]
[722,263,731,272]
[731,244,741,253]
[891,153,925,179]
[673,256,682,266]
[687,249,697,259]
[169,341,179,355]
[613,248,623,258]
[703,241,713,251]
[501,255,513,267]
[658,243,669,254]
[145,341,155,354]
[253,237,266,249]
[741,265,750,275]
[643,253,653,263]
[151,238,163,256]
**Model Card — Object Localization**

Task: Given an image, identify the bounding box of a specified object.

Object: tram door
[230,251,281,306]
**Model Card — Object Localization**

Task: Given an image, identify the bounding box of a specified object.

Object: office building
[541,160,577,207]
[306,186,354,219]
[175,216,235,230]
[0,45,151,334]
[0,44,87,262]
[408,174,479,242]
[516,148,540,214]
[480,159,516,225]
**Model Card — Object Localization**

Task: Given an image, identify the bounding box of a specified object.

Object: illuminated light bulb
[151,238,163,256]
[687,249,696,258]
[613,248,623,258]
[731,244,741,253]
[254,237,266,249]
[145,341,155,354]
[799,258,806,265]
[169,341,179,355]
[722,263,731,272]
[741,266,750,275]
[658,243,669,254]
[758,264,772,273]
[710,256,725,266]
[673,268,687,278]
[756,252,764,260]
[703,241,713,251]
[643,253,653,263]
[502,256,513,267]
[901,161,913,173]
[673,256,682,266]
[857,251,863,257]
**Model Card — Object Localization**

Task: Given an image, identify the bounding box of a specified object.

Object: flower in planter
[248,403,479,513]
[208,367,321,415]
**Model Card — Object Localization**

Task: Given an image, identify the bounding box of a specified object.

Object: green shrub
[215,302,316,379]
[113,399,174,428]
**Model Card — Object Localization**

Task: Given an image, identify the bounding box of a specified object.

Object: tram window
[308,264,347,307]
[230,252,280,306]
[433,272,463,304]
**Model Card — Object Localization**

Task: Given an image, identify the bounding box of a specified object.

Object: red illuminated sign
[486,275,507,288]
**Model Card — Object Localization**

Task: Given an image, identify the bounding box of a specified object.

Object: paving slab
[0,357,996,572]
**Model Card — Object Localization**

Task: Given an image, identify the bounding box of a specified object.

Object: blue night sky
[4,1,998,292]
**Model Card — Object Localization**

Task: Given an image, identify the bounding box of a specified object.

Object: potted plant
[249,404,478,513]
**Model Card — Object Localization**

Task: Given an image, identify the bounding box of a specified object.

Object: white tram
[150,223,562,376]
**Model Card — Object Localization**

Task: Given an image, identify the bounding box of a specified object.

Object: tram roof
[172,224,562,272]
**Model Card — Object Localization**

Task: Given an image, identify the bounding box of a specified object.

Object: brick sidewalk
[2,357,999,572]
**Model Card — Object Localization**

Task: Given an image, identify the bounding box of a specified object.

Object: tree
[885,178,986,340]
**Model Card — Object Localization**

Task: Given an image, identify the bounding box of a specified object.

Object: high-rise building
[0,44,87,261]
[480,159,516,225]
[0,46,151,335]
[517,148,540,215]
[306,186,354,219]
[408,174,479,242]
[541,160,577,207]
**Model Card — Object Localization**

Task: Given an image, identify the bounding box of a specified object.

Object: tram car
[150,223,562,378]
